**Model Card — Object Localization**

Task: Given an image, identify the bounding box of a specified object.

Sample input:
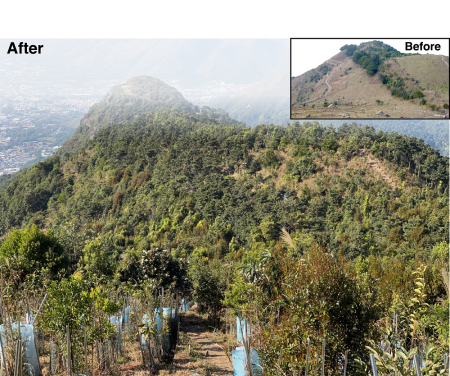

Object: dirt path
[324,73,331,96]
[361,151,397,189]
[302,73,332,105]
[443,56,449,68]
[160,307,234,376]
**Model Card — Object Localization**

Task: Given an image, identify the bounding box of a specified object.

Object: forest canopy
[0,110,447,374]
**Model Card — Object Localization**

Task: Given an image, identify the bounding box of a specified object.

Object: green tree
[0,224,68,279]
[79,238,115,281]
[262,149,280,169]
[190,260,227,325]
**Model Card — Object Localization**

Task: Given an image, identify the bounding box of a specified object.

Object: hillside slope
[323,119,449,156]
[58,76,240,155]
[0,114,447,263]
[291,41,449,118]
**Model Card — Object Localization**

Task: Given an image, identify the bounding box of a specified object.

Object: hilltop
[291,41,449,118]
[58,76,240,155]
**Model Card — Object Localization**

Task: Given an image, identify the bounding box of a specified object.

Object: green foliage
[80,238,116,281]
[309,66,331,83]
[262,149,280,169]
[40,278,120,365]
[321,138,339,153]
[41,278,93,335]
[119,248,189,291]
[286,155,318,182]
[396,169,407,181]
[360,340,445,376]
[343,44,358,56]
[231,246,379,374]
[0,224,68,279]
[189,259,228,324]
[0,117,447,280]
[0,100,447,374]
[353,51,381,76]
[354,265,447,375]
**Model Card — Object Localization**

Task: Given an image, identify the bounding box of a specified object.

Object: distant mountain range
[291,40,449,119]
[210,69,290,126]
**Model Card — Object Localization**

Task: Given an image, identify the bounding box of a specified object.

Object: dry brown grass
[236,148,401,196]
[395,54,449,93]
[292,53,449,119]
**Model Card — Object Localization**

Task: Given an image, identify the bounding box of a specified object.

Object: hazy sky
[291,39,449,77]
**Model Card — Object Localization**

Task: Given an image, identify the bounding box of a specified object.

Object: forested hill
[323,119,449,156]
[58,76,240,156]
[0,110,447,265]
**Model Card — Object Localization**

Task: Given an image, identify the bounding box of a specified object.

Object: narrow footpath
[324,73,331,96]
[159,306,234,376]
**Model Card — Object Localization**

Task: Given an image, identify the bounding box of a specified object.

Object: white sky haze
[291,39,449,77]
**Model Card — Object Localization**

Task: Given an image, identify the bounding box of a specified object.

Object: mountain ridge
[57,76,241,156]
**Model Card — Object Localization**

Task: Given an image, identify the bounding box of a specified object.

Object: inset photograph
[291,38,449,119]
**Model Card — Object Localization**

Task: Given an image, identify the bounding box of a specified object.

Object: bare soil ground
[245,148,400,195]
[158,306,234,376]
[291,53,449,119]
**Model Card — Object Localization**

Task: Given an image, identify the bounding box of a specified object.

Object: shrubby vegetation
[327,119,449,157]
[0,110,447,374]
[340,44,357,56]
[310,65,331,83]
[353,51,382,76]
[345,42,431,103]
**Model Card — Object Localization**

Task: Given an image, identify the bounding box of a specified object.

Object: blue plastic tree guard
[123,306,133,324]
[0,323,41,376]
[181,299,190,312]
[141,308,176,352]
[236,317,253,343]
[232,346,262,376]
[109,315,123,330]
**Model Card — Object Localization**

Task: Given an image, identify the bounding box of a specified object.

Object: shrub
[119,248,189,290]
[0,224,68,279]
[190,260,227,325]
[262,149,280,169]
[321,138,339,153]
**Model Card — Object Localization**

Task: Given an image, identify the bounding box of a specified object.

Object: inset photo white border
[290,38,449,120]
